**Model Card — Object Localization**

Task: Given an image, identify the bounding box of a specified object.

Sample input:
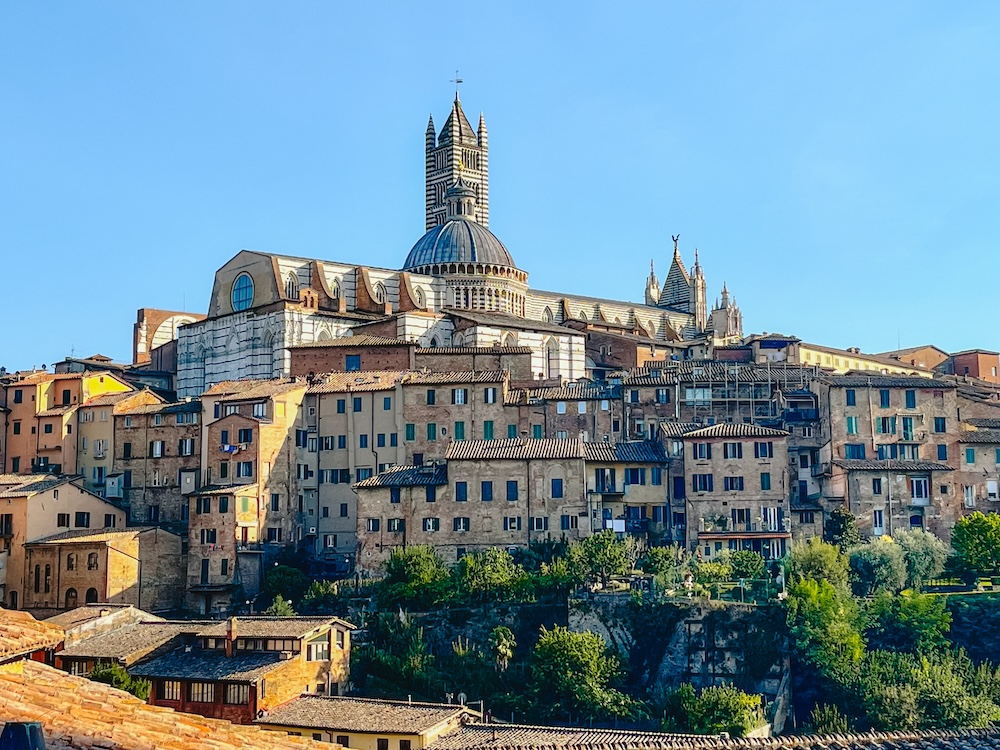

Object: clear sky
[2,2,998,371]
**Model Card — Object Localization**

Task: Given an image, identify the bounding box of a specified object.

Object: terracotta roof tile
[290,335,408,349]
[416,346,533,355]
[117,399,201,416]
[36,405,76,417]
[506,383,621,404]
[56,622,194,661]
[446,439,585,461]
[197,616,351,639]
[821,374,955,388]
[203,378,307,399]
[959,429,1000,444]
[27,527,157,545]
[260,695,471,734]
[833,459,954,472]
[0,660,334,750]
[307,371,408,394]
[0,476,75,499]
[355,464,448,488]
[404,370,508,385]
[130,649,285,682]
[80,391,140,408]
[967,418,1000,428]
[681,423,789,439]
[0,611,64,660]
[659,422,703,437]
[584,441,668,463]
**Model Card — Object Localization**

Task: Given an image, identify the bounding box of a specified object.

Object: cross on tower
[450,70,463,99]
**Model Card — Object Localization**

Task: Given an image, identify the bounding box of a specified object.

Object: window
[237,461,253,478]
[937,444,949,461]
[911,477,929,500]
[551,478,564,498]
[356,468,373,482]
[188,682,216,703]
[760,472,771,490]
[532,424,543,439]
[150,440,164,458]
[270,494,280,511]
[482,420,495,440]
[503,516,522,531]
[967,448,976,465]
[877,417,896,435]
[625,468,646,485]
[989,481,999,501]
[798,511,815,525]
[723,476,744,491]
[427,423,437,441]
[692,474,714,492]
[87,552,98,570]
[753,441,773,459]
[723,442,743,459]
[161,680,182,701]
[307,640,330,662]
[251,403,265,419]
[405,424,415,441]
[499,480,515,501]
[693,443,712,460]
[350,397,361,414]
[340,503,349,517]
[387,518,404,532]
[336,399,346,414]
[43,423,53,434]
[359,434,369,448]
[378,740,390,750]
[844,389,856,406]
[656,388,669,404]
[846,416,858,435]
[456,482,468,502]
[879,389,890,408]
[221,558,229,576]
[934,417,946,433]
[507,424,518,439]
[178,438,195,456]
[529,516,549,532]
[426,389,436,405]
[873,509,884,532]
[225,684,249,704]
[905,390,917,409]
[75,512,91,528]
[338,435,347,449]
[345,355,361,372]
[872,477,883,495]
[578,401,587,414]
[453,517,470,532]
[423,517,440,532]
[454,421,465,441]
[560,514,579,530]
[57,513,69,528]
[104,513,116,528]
[12,389,22,404]
[484,387,497,404]
[11,422,19,435]
[452,388,468,405]
[390,433,398,447]
[425,486,436,503]
[557,402,567,415]
[844,444,866,460]
[337,738,350,748]
[231,272,254,311]
[629,389,640,403]
[200,529,218,544]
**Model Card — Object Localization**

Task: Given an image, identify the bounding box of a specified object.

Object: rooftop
[117,399,201,416]
[355,464,448,488]
[190,482,259,496]
[959,429,1000,444]
[197,616,350,639]
[833,459,954,472]
[416,345,533,355]
[507,383,621,404]
[45,604,158,630]
[28,527,158,545]
[203,378,307,400]
[681,423,789,439]
[290,335,409,349]
[0,475,75,499]
[260,695,472,734]
[56,621,195,661]
[446,439,585,461]
[0,610,64,661]
[307,371,408,394]
[130,648,285,682]
[427,722,700,750]
[0,660,332,750]
[821,374,956,389]
[584,441,668,463]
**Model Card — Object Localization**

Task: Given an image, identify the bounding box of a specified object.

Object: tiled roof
[584,441,668,463]
[506,383,621,404]
[45,604,160,630]
[659,422,703,437]
[0,476,75,499]
[621,362,816,386]
[404,370,508,385]
[308,371,408,393]
[117,399,201,416]
[130,648,285,682]
[260,695,470,733]
[959,429,1000,444]
[446,439,585,461]
[355,464,448,488]
[416,346,533,355]
[190,482,259,496]
[56,622,194,660]
[968,417,1000,428]
[0,473,53,486]
[427,723,700,750]
[0,610,64,661]
[821,374,955,388]
[833,459,954,472]
[197,616,349,639]
[36,405,76,417]
[27,527,156,545]
[447,308,578,336]
[802,342,931,371]
[681,423,789,439]
[81,391,140,408]
[290,335,408,348]
[203,378,307,399]
[0,660,332,750]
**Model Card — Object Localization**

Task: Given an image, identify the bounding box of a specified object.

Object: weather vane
[450,70,463,99]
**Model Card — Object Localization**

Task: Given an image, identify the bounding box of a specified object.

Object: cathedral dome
[402,217,516,271]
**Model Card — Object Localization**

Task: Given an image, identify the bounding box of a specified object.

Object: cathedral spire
[644,259,660,306]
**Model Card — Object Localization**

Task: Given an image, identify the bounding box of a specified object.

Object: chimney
[226,617,238,657]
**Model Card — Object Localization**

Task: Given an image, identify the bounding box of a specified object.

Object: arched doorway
[85,588,99,604]
[65,588,78,609]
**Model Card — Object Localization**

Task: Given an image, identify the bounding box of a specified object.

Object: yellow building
[77,390,162,496]
[258,695,477,749]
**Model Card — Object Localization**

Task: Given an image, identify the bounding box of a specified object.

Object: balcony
[592,483,623,495]
[784,409,818,422]
[910,496,930,507]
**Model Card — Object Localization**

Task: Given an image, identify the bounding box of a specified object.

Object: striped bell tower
[425,92,489,229]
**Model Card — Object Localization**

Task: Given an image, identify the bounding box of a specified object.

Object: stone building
[678,423,792,561]
[505,382,622,444]
[21,527,183,612]
[954,421,1000,516]
[583,441,669,542]
[110,399,202,529]
[811,375,960,540]
[0,474,126,610]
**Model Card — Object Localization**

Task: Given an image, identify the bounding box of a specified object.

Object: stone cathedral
[173,94,743,397]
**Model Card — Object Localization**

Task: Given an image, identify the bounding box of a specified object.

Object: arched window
[429,337,439,348]
[87,552,98,571]
[542,307,554,323]
[85,588,99,604]
[231,273,254,312]
[44,564,51,594]
[330,279,341,299]
[373,282,387,305]
[545,339,560,380]
[66,553,76,571]
[33,564,40,594]
[65,588,78,609]
[415,287,425,307]
[285,272,299,300]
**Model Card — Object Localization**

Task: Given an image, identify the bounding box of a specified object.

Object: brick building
[289,336,416,377]
[505,382,622,443]
[77,389,163,496]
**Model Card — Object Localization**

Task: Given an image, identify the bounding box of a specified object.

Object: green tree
[571,531,630,586]
[894,530,947,589]
[263,594,296,616]
[88,662,151,701]
[458,548,529,601]
[866,592,951,655]
[692,559,732,584]
[642,545,690,591]
[528,625,644,721]
[261,564,310,605]
[848,540,906,596]
[824,506,862,552]
[785,578,864,680]
[536,555,583,593]
[952,512,1000,575]
[786,538,849,589]
[729,550,765,581]
[807,703,849,734]
[489,625,517,672]
[299,580,348,615]
[379,545,454,608]
[664,683,764,737]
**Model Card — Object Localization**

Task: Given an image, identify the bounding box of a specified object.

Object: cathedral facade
[174,95,742,397]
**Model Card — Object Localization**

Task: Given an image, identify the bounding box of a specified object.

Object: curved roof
[402,218,516,270]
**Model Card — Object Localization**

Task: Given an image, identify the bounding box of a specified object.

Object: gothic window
[544,339,560,380]
[542,307,554,323]
[373,282,387,304]
[330,279,341,299]
[285,273,299,300]
[414,288,425,307]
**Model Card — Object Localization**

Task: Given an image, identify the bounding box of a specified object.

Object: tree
[866,592,951,655]
[261,564,310,606]
[571,531,630,586]
[786,538,849,589]
[848,540,906,596]
[729,550,765,581]
[824,506,862,552]
[785,578,864,680]
[642,545,690,591]
[489,626,516,672]
[894,530,947,589]
[528,626,644,721]
[88,662,151,701]
[808,704,849,734]
[263,594,296,616]
[692,560,731,584]
[379,545,454,608]
[458,548,529,601]
[663,683,765,737]
[951,512,1000,576]
[300,580,348,615]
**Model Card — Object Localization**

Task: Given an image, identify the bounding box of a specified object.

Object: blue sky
[2,2,998,371]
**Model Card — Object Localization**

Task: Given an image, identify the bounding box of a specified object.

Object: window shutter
[706,444,712,459]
